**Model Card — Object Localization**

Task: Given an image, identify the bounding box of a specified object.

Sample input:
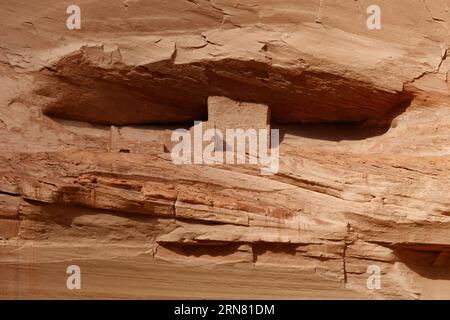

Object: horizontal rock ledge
[36,42,415,125]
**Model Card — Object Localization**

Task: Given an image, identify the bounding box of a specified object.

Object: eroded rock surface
[1,0,450,299]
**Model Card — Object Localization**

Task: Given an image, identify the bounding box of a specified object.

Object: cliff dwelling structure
[203,96,271,150]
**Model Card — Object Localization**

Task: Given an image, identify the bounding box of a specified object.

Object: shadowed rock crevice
[35,46,414,125]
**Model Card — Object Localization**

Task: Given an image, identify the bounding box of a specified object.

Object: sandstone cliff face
[1,0,450,299]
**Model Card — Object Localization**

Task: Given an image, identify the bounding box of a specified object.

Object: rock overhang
[34,37,418,125]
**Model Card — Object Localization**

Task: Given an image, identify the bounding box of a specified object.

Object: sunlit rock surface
[1,0,450,299]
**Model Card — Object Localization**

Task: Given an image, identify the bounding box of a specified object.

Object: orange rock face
[0,0,450,299]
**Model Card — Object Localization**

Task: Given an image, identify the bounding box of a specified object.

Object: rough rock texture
[1,0,450,299]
